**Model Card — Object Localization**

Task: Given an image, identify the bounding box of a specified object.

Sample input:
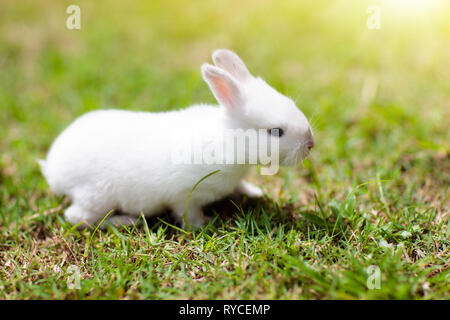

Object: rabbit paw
[236,180,263,198]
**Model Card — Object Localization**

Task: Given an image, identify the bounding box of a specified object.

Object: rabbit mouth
[282,142,310,166]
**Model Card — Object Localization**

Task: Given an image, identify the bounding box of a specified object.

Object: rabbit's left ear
[212,49,252,83]
[201,63,247,112]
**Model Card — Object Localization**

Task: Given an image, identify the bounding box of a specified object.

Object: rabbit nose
[306,139,314,151]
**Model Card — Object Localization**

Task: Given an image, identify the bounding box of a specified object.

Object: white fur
[39,49,314,228]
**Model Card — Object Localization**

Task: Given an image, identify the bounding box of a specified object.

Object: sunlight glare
[383,0,443,15]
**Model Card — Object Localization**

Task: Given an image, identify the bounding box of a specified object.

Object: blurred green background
[0,0,449,299]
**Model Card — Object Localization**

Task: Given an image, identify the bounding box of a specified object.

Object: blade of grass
[184,169,221,232]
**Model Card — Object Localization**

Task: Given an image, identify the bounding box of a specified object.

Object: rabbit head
[201,49,314,166]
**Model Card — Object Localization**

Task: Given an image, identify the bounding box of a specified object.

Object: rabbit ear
[212,49,252,83]
[201,63,246,111]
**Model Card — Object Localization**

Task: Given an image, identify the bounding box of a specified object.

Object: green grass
[0,0,449,299]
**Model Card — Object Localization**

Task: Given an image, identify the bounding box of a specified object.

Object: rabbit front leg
[236,180,263,198]
[172,202,208,229]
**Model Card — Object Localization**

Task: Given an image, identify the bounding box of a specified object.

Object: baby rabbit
[39,49,314,229]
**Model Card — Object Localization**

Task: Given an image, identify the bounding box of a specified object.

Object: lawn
[0,0,449,299]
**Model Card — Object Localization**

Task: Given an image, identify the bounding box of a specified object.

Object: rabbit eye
[267,128,284,137]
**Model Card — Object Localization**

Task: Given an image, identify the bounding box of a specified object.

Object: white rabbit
[39,49,314,229]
